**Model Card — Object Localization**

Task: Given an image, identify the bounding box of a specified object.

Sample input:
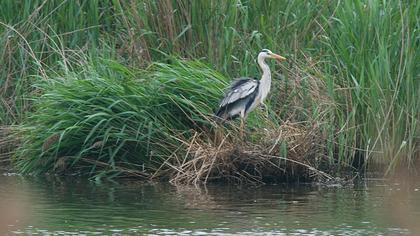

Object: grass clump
[14,58,227,177]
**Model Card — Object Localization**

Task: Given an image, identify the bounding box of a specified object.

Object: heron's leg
[240,117,244,139]
[240,110,245,140]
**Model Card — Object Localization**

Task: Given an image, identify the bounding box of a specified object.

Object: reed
[1,0,418,178]
[321,0,419,168]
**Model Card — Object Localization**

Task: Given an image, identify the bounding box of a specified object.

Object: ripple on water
[1,176,419,235]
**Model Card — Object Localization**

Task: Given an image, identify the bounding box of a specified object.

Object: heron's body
[215,49,285,134]
[215,77,259,120]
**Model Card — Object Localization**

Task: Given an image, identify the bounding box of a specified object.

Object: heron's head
[258,49,286,61]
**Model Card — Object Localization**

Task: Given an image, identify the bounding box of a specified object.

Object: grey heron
[215,49,286,137]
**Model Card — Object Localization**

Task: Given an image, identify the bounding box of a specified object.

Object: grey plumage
[215,77,259,120]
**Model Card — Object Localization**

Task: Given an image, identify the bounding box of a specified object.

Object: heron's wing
[218,77,259,108]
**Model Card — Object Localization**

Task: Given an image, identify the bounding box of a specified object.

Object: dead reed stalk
[168,121,334,185]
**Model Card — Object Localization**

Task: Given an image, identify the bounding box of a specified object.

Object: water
[1,175,419,235]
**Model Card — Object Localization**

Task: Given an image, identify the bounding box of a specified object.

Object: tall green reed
[1,0,418,172]
[321,0,419,167]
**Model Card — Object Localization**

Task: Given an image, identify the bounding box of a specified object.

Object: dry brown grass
[167,121,334,186]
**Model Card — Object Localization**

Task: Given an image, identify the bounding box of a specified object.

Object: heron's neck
[258,56,271,101]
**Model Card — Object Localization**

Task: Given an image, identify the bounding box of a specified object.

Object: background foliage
[0,0,418,176]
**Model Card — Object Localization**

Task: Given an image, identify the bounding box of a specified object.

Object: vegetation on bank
[13,56,341,183]
[0,0,418,182]
[15,59,227,178]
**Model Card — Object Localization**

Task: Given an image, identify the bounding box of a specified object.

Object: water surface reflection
[1,175,419,235]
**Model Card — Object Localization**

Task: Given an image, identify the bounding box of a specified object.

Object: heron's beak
[270,53,286,61]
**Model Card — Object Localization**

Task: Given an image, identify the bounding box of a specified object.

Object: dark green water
[1,175,419,235]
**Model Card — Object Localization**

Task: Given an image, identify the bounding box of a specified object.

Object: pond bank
[5,59,358,184]
[1,1,418,184]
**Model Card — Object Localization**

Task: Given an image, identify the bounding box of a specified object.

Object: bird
[215,49,286,138]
